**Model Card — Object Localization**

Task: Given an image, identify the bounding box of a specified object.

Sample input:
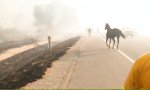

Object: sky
[0,0,150,34]
[0,0,53,31]
[63,0,150,32]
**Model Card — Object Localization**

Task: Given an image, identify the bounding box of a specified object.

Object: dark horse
[105,23,126,49]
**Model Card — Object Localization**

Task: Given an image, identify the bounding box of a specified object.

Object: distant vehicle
[123,30,134,37]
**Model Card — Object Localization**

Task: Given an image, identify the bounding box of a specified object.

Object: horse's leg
[109,38,111,48]
[106,36,108,47]
[112,38,115,49]
[117,36,120,49]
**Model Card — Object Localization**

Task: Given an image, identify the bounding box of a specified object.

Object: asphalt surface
[119,35,150,60]
[100,33,150,61]
[66,36,133,89]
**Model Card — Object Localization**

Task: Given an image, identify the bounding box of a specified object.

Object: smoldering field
[0,1,82,88]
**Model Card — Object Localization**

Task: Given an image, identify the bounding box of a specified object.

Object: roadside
[22,37,83,89]
[0,36,80,89]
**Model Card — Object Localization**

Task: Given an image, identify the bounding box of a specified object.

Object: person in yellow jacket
[124,53,150,89]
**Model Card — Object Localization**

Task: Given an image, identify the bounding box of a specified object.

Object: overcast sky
[63,0,150,31]
[0,0,53,31]
[0,0,150,34]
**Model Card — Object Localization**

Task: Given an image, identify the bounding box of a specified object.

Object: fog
[63,0,150,35]
[0,0,80,42]
[0,0,150,42]
[0,1,150,88]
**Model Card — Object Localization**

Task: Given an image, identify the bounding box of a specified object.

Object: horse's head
[105,23,110,30]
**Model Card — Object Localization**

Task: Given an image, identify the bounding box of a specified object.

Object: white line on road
[117,49,135,63]
[101,38,135,63]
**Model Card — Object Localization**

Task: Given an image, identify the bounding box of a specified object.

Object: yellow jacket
[124,53,150,89]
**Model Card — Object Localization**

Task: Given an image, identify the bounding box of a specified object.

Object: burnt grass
[0,36,80,89]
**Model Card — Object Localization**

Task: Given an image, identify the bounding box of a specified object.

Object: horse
[105,23,126,49]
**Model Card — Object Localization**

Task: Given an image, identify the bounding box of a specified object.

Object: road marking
[117,49,135,63]
[101,38,135,63]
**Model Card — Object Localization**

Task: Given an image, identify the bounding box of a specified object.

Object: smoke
[0,0,80,42]
[33,1,80,41]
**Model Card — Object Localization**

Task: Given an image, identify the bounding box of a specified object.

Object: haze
[0,0,150,40]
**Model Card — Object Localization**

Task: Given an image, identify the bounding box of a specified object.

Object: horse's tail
[120,32,126,39]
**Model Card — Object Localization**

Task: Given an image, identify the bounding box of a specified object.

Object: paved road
[101,33,150,61]
[21,35,149,89]
[119,35,150,60]
[65,36,133,89]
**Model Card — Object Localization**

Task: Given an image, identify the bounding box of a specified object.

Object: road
[61,36,133,89]
[100,32,150,61]
[119,35,150,60]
